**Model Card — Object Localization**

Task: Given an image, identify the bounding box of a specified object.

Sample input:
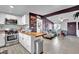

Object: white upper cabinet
[21,15,26,25]
[0,13,23,25]
[17,17,22,25]
[5,14,18,19]
[18,14,29,25]
[5,14,22,25]
[6,14,26,25]
[0,13,5,24]
[0,13,29,25]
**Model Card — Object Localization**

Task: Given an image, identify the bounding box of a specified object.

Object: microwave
[5,18,17,25]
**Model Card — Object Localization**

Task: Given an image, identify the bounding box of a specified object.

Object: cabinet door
[23,34,31,52]
[0,14,5,24]
[6,14,18,19]
[19,33,23,45]
[18,15,26,25]
[20,37,24,46]
[22,15,26,25]
[18,14,29,25]
[19,34,22,43]
[19,33,26,47]
[0,34,5,47]
[19,33,31,52]
[18,17,22,25]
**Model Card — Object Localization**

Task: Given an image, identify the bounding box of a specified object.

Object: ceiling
[0,5,75,16]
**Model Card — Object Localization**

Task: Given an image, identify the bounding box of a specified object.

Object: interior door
[67,22,76,36]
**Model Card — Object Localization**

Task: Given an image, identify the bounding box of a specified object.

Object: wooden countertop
[21,32,46,37]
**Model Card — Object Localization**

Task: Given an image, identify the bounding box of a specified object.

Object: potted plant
[73,12,79,19]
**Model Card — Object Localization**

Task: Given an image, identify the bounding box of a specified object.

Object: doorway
[67,22,76,36]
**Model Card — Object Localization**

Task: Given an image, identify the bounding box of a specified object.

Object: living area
[42,5,79,54]
[0,5,79,54]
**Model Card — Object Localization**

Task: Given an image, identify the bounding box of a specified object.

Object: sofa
[42,30,57,40]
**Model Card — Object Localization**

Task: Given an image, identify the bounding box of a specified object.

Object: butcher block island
[19,32,45,54]
[22,32,45,37]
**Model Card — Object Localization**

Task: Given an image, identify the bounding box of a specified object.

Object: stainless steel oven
[6,34,17,41]
[5,30,18,46]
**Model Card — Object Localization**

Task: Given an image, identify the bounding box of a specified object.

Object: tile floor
[43,36,79,54]
[0,36,79,54]
[0,44,29,54]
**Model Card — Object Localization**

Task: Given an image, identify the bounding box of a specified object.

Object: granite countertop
[21,32,46,37]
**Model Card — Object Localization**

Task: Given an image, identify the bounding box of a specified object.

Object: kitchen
[0,0,77,58]
[0,6,44,54]
[0,5,79,54]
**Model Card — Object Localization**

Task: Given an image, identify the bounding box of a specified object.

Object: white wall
[48,10,79,37]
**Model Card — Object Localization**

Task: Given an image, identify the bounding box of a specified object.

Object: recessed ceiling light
[10,6,14,8]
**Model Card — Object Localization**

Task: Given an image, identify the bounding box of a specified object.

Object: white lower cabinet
[0,34,5,47]
[19,33,31,53]
[19,33,43,54]
[24,35,31,52]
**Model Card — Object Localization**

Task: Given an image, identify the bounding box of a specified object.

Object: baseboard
[19,42,31,54]
[0,45,6,48]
